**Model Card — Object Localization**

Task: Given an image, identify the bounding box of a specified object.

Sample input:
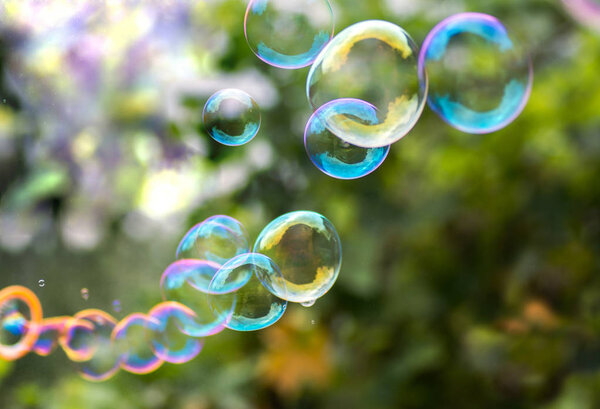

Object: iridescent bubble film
[307,20,427,148]
[0,286,42,361]
[60,317,96,362]
[418,13,533,134]
[148,302,203,364]
[73,310,120,382]
[253,211,342,303]
[112,313,163,375]
[208,253,287,332]
[160,259,227,337]
[203,89,261,146]
[304,99,390,179]
[32,317,68,356]
[244,0,334,69]
[176,215,250,265]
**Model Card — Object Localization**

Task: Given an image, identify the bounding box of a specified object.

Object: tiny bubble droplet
[112,300,121,313]
[81,288,89,301]
[38,279,45,287]
[301,299,316,307]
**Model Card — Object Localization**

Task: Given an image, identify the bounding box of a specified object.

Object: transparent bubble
[307,20,427,148]
[32,317,68,356]
[73,310,120,382]
[305,99,390,179]
[112,313,163,375]
[60,317,97,362]
[160,259,227,337]
[253,211,342,303]
[244,0,334,69]
[176,215,250,265]
[203,89,261,146]
[418,13,533,134]
[112,300,122,313]
[0,286,42,361]
[208,253,287,332]
[81,288,89,301]
[38,279,45,288]
[147,302,204,364]
[562,0,600,32]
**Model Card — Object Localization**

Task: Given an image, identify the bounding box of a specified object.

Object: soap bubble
[244,0,334,69]
[562,0,600,32]
[60,317,97,362]
[307,20,427,148]
[112,300,122,313]
[38,279,45,288]
[305,99,390,179]
[32,317,68,356]
[253,211,341,303]
[81,288,89,301]
[208,253,287,331]
[112,313,164,375]
[203,89,261,146]
[73,310,120,382]
[0,286,42,361]
[160,259,228,337]
[418,13,533,134]
[176,215,250,265]
[147,302,204,364]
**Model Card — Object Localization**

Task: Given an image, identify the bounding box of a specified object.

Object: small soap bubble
[176,215,250,265]
[208,253,287,332]
[311,320,316,325]
[38,280,45,288]
[203,89,261,146]
[305,99,390,179]
[112,300,122,313]
[307,20,427,148]
[253,211,342,303]
[244,0,334,69]
[81,288,89,301]
[418,13,533,133]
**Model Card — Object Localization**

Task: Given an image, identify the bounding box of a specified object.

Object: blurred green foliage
[1,0,600,408]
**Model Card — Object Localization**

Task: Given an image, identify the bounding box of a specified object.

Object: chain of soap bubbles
[0,212,341,381]
[243,5,533,179]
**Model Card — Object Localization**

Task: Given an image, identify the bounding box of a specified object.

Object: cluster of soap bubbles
[236,1,534,179]
[0,211,341,381]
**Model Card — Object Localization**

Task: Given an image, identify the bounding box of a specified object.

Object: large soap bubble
[305,99,390,179]
[253,211,341,304]
[418,13,533,134]
[244,0,334,69]
[203,89,261,146]
[208,253,287,331]
[307,20,427,148]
